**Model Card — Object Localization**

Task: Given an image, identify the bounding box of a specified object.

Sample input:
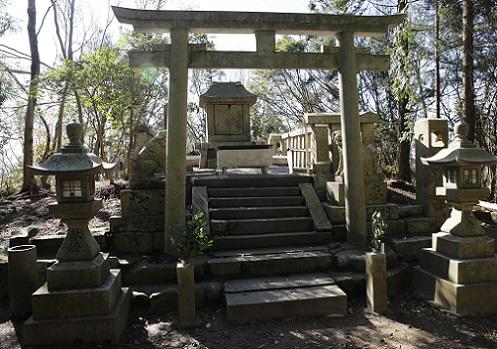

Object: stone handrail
[279,126,312,174]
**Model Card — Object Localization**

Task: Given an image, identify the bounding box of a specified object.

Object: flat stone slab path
[224,273,347,323]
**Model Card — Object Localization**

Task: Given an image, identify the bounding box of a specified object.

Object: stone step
[211,217,314,235]
[192,174,312,188]
[208,186,301,198]
[208,246,333,277]
[391,236,432,262]
[209,196,305,208]
[209,206,309,220]
[225,273,347,323]
[211,231,332,250]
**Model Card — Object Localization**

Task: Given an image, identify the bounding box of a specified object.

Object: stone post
[337,31,367,248]
[366,252,388,312]
[310,124,331,199]
[8,244,39,319]
[176,262,198,326]
[165,27,189,255]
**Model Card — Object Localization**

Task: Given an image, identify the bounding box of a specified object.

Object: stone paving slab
[226,284,347,323]
[225,273,336,293]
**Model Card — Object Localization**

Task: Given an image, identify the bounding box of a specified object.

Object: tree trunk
[435,0,441,119]
[463,0,476,142]
[21,0,40,192]
[396,0,411,182]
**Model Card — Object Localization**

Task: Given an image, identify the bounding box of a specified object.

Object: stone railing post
[308,123,332,200]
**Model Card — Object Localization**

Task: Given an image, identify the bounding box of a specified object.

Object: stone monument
[413,120,497,315]
[23,121,130,345]
[414,118,449,221]
[199,82,257,168]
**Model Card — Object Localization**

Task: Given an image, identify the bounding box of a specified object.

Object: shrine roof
[200,82,257,106]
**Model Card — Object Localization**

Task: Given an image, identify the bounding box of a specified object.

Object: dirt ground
[1,295,497,349]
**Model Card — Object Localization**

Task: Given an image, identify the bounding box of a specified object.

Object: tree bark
[396,0,411,182]
[21,0,40,192]
[463,0,476,142]
[435,0,441,119]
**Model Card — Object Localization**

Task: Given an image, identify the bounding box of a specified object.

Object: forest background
[1,0,496,201]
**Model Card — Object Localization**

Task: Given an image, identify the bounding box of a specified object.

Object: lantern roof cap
[29,120,115,174]
[422,120,497,166]
[200,82,257,107]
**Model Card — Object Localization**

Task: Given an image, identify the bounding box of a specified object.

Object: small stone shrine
[23,121,130,345]
[413,120,497,315]
[200,82,273,170]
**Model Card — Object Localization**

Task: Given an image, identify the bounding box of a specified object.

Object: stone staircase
[191,174,347,322]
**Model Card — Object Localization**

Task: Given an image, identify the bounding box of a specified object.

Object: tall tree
[392,0,412,182]
[463,0,475,141]
[435,0,441,119]
[21,0,40,192]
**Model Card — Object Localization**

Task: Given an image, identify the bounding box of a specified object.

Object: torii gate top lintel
[112,6,404,36]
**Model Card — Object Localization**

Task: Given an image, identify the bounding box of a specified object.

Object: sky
[3,0,311,70]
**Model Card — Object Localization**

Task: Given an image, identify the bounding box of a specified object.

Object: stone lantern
[22,121,130,346]
[413,120,497,315]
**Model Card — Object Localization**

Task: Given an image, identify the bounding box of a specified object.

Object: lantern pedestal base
[412,266,497,316]
[23,287,130,346]
[47,253,110,290]
[22,253,130,345]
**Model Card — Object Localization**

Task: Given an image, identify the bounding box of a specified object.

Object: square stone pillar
[310,124,332,199]
[337,31,367,248]
[165,27,189,255]
[414,118,449,221]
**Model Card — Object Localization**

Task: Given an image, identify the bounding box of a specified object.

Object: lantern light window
[62,180,82,198]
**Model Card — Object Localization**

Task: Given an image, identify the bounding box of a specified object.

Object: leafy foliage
[370,211,388,252]
[174,211,213,262]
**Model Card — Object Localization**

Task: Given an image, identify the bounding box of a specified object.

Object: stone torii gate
[112,6,404,254]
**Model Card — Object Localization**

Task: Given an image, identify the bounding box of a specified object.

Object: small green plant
[371,210,388,252]
[175,211,213,262]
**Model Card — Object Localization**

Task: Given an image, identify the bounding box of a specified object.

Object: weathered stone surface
[413,266,497,316]
[405,217,439,235]
[391,236,432,262]
[420,248,497,284]
[366,252,388,312]
[414,118,449,220]
[485,224,497,252]
[129,130,167,189]
[109,231,155,254]
[177,262,197,326]
[32,270,122,320]
[8,244,40,319]
[324,203,400,224]
[433,232,495,259]
[208,247,332,277]
[123,261,176,285]
[120,189,165,216]
[31,230,107,258]
[225,276,347,323]
[440,208,483,237]
[299,182,332,231]
[23,289,131,345]
[110,215,164,233]
[398,204,424,218]
[46,253,110,291]
[149,284,205,312]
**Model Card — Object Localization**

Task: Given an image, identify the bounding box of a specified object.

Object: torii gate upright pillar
[337,31,367,248]
[165,27,189,255]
